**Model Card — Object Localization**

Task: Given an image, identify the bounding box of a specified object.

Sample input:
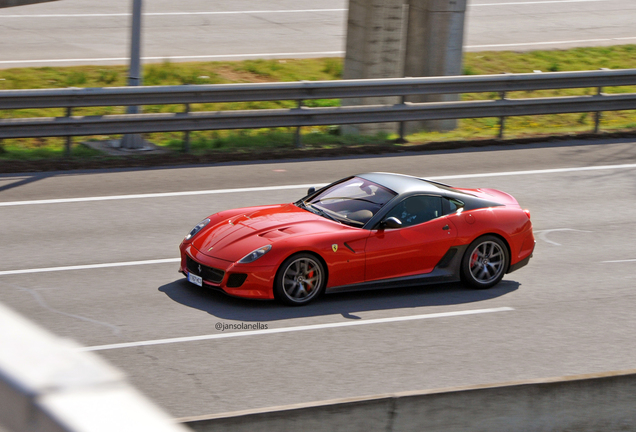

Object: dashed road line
[3,163,635,208]
[0,9,346,18]
[602,259,636,263]
[78,307,515,351]
[0,258,180,276]
[468,37,636,49]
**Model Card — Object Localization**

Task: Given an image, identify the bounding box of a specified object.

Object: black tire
[461,235,509,289]
[274,253,326,305]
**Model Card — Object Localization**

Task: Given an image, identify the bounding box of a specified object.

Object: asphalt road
[0,0,634,68]
[1,139,635,418]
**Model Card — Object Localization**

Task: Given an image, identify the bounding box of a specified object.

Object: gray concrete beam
[183,370,636,432]
[0,303,190,432]
[0,0,57,8]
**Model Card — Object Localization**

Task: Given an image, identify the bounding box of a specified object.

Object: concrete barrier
[0,303,190,432]
[182,370,636,432]
[0,0,58,8]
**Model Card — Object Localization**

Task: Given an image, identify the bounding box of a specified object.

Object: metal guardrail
[2,94,636,139]
[1,68,636,149]
[1,69,636,109]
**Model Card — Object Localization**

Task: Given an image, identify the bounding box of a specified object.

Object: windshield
[298,177,397,227]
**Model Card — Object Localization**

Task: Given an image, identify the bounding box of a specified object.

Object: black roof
[355,172,503,212]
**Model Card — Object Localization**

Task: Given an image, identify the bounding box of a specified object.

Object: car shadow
[158,279,519,322]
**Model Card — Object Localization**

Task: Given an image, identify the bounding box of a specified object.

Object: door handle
[443,225,450,230]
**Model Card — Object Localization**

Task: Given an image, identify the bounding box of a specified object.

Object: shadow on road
[0,172,56,194]
[158,279,519,322]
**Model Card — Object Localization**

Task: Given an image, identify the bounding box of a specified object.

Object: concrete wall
[183,370,636,432]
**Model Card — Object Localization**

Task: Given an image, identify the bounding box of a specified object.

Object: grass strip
[1,45,636,161]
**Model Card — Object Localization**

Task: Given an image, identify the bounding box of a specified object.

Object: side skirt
[326,245,467,294]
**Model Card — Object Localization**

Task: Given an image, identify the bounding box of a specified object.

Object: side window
[444,198,464,214]
[385,195,443,228]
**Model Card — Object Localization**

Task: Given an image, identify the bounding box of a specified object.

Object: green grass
[1,45,636,161]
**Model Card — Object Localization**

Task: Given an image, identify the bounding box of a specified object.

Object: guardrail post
[498,71,512,140]
[294,100,303,148]
[594,68,610,134]
[65,107,72,157]
[396,95,408,143]
[183,103,191,153]
[498,91,507,139]
[594,86,603,133]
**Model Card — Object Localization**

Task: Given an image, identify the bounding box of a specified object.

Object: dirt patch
[216,67,274,84]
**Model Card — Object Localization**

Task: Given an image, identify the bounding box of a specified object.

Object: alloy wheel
[281,257,323,302]
[468,240,505,284]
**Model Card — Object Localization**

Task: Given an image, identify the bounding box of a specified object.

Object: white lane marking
[0,258,180,276]
[602,259,636,263]
[0,0,610,18]
[429,163,636,181]
[533,228,592,246]
[0,225,597,276]
[0,184,325,207]
[78,307,514,351]
[2,163,635,208]
[471,0,609,6]
[4,36,634,64]
[467,37,636,49]
[5,33,636,65]
[0,9,346,18]
[0,52,345,66]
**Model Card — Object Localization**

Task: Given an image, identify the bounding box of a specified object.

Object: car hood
[190,203,345,262]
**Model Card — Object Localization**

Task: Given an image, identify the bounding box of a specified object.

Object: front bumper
[179,243,277,299]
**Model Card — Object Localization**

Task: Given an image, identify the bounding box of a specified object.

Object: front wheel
[274,253,326,305]
[461,235,509,289]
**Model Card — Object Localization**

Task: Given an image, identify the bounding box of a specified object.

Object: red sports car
[179,173,534,305]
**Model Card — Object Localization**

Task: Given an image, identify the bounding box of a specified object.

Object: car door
[364,195,458,282]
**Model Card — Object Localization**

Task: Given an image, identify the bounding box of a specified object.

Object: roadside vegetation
[1,45,636,160]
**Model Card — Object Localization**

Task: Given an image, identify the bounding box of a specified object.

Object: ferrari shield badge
[332,244,338,253]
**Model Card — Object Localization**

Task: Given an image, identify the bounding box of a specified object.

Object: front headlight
[185,218,210,240]
[239,245,272,263]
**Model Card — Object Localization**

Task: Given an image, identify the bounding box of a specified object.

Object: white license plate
[187,272,203,287]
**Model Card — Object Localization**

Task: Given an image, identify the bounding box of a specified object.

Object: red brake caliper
[307,269,314,292]
[470,251,478,268]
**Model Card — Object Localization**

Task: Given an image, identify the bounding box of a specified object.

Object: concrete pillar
[342,0,408,135]
[404,0,467,132]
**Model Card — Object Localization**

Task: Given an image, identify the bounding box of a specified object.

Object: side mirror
[380,217,402,229]
[307,187,316,195]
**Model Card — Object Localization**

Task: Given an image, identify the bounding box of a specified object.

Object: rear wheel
[461,235,509,289]
[274,253,326,305]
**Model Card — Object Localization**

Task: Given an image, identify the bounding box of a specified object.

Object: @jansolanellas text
[216,322,268,331]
